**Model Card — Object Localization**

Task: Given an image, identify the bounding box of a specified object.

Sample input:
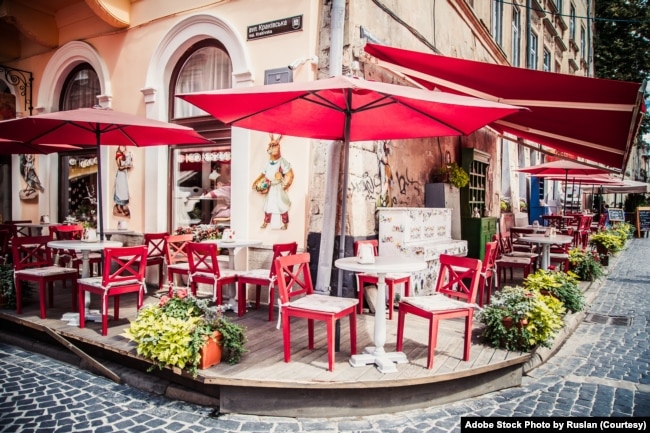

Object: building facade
[0,0,596,296]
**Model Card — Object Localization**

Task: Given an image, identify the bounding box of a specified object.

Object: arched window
[60,63,100,110]
[169,40,232,229]
[58,63,101,225]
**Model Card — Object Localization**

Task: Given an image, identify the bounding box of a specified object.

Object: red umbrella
[0,139,82,155]
[517,160,612,214]
[178,75,524,294]
[0,107,212,239]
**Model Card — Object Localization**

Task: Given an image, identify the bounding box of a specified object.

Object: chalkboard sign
[608,208,625,222]
[636,206,650,237]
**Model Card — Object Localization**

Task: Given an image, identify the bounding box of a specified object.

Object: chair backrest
[164,234,194,265]
[353,239,378,256]
[274,252,314,305]
[186,242,222,278]
[578,215,592,231]
[101,245,147,287]
[144,232,168,258]
[435,254,482,304]
[11,235,54,270]
[482,241,498,273]
[267,242,298,279]
[6,220,32,237]
[0,224,17,238]
[597,213,607,229]
[50,224,83,240]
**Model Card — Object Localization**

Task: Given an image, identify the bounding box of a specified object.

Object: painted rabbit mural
[252,134,294,230]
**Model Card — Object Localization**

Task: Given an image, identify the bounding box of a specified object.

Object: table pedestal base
[349,346,407,373]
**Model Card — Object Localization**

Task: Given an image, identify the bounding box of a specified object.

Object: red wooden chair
[12,235,79,319]
[549,242,570,272]
[141,232,167,291]
[493,233,537,284]
[78,245,147,336]
[164,233,193,294]
[274,252,358,372]
[576,215,593,249]
[396,254,482,369]
[478,241,498,307]
[49,224,84,272]
[353,239,410,320]
[6,220,32,237]
[236,241,297,320]
[186,242,238,304]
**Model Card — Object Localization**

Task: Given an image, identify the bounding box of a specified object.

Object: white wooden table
[515,234,573,270]
[48,239,122,325]
[335,256,427,374]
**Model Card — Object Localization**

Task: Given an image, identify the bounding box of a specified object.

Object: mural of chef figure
[113,145,133,217]
[252,134,294,229]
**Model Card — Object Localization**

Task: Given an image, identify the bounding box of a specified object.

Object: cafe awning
[364,43,647,172]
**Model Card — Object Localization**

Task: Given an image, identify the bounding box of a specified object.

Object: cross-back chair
[186,242,238,304]
[478,241,498,307]
[164,233,194,295]
[236,241,298,320]
[353,239,410,320]
[396,254,482,369]
[6,220,32,237]
[274,252,358,372]
[12,235,79,319]
[576,215,593,249]
[78,245,147,336]
[141,232,167,291]
[49,224,84,273]
[494,233,537,284]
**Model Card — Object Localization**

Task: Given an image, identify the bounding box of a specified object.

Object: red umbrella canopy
[177,75,524,142]
[516,159,611,177]
[0,107,211,239]
[0,139,82,155]
[0,107,211,147]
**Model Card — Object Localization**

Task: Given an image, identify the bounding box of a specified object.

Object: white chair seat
[15,266,77,277]
[78,276,142,290]
[289,294,358,313]
[191,269,238,280]
[401,293,471,312]
[167,262,190,271]
[496,256,533,265]
[549,253,569,259]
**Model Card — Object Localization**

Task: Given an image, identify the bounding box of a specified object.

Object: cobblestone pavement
[1,239,649,432]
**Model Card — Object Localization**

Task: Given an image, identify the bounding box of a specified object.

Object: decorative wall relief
[113,145,133,218]
[252,134,294,230]
[19,154,44,200]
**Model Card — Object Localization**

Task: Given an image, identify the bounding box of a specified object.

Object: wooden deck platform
[0,283,530,417]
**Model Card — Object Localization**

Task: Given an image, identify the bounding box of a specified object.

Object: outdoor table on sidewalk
[515,234,573,270]
[47,239,122,325]
[201,238,262,309]
[335,255,427,374]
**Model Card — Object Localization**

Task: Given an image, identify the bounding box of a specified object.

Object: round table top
[517,234,573,244]
[13,222,59,227]
[335,256,427,274]
[48,239,123,251]
[201,239,262,249]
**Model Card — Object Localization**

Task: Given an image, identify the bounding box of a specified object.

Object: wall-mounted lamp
[288,55,318,71]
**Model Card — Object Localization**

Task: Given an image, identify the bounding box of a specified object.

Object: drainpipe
[526,0,531,69]
[315,0,345,295]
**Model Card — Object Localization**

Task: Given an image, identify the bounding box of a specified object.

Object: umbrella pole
[336,99,352,298]
[562,170,569,215]
[96,130,105,241]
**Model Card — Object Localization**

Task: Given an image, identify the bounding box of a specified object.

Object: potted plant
[477,285,564,352]
[589,228,624,265]
[523,268,586,314]
[434,162,469,189]
[568,247,604,282]
[122,288,247,377]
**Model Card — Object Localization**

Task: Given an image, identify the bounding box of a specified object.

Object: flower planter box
[200,331,223,369]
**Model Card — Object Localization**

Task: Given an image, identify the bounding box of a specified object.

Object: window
[491,0,504,46]
[570,3,576,41]
[528,32,538,69]
[170,39,233,229]
[580,25,586,55]
[59,63,100,111]
[543,48,551,72]
[58,63,101,225]
[512,6,521,67]
[556,0,563,14]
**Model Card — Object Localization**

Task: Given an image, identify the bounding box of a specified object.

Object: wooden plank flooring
[0,283,530,390]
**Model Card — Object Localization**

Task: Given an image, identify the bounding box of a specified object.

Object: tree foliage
[594,0,650,137]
